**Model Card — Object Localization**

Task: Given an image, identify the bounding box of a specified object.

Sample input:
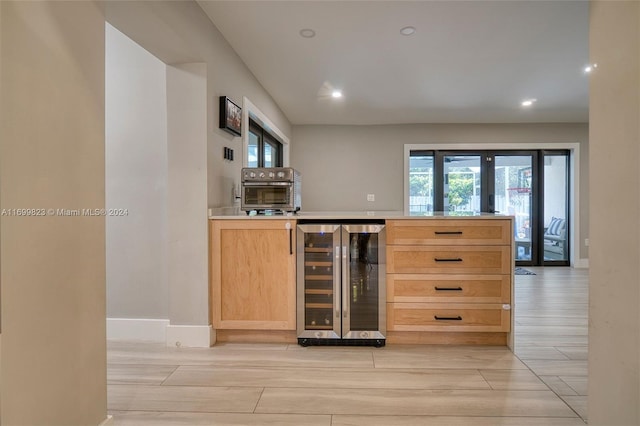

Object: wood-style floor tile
[523,360,588,376]
[478,369,548,390]
[373,346,527,370]
[213,342,290,351]
[515,335,587,347]
[107,364,178,385]
[163,365,490,390]
[539,376,579,396]
[331,415,588,426]
[516,317,588,326]
[561,395,588,420]
[514,346,570,360]
[559,376,588,395]
[106,267,590,424]
[515,325,587,336]
[255,388,577,417]
[109,344,373,368]
[556,346,588,360]
[109,411,331,426]
[108,384,262,413]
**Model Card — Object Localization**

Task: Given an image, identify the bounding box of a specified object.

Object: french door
[409,150,569,266]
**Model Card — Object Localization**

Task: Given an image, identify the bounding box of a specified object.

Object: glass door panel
[247,131,259,167]
[342,225,385,339]
[495,155,533,262]
[409,149,570,266]
[409,154,434,215]
[444,155,481,213]
[543,155,569,262]
[297,225,341,339]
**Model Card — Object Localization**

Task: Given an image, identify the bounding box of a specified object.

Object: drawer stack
[386,219,513,342]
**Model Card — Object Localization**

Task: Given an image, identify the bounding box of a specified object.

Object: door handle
[434,286,463,291]
[434,315,462,321]
[434,258,463,262]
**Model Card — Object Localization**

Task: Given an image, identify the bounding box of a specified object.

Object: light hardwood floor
[108,267,588,425]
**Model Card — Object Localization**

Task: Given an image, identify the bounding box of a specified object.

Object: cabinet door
[210,219,296,329]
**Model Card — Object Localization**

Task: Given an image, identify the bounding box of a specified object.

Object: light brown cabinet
[386,219,511,246]
[386,218,513,344]
[210,219,296,331]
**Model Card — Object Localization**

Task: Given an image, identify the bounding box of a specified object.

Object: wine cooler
[296,220,386,347]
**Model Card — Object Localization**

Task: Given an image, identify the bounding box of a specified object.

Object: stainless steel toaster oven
[241,167,301,213]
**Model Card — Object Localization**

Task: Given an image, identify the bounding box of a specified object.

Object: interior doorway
[409,149,570,266]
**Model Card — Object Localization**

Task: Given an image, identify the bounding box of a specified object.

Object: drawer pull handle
[435,286,463,291]
[434,258,463,262]
[434,231,463,235]
[434,315,463,321]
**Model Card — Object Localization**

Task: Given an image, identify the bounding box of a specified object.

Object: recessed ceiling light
[584,63,598,73]
[400,26,416,36]
[331,90,343,99]
[521,98,537,107]
[299,28,316,38]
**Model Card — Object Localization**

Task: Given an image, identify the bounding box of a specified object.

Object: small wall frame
[219,96,242,136]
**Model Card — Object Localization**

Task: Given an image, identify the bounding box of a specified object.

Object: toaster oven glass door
[243,183,292,206]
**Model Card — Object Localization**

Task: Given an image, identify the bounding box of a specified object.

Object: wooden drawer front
[387,274,510,303]
[386,219,511,246]
[387,246,511,274]
[388,303,510,332]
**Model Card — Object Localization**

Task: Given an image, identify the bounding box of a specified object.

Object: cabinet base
[216,329,296,343]
[387,331,507,345]
[298,338,385,348]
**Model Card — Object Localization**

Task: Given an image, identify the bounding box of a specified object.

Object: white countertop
[208,209,512,220]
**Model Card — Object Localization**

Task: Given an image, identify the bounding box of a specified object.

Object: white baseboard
[574,258,589,268]
[166,324,215,348]
[106,318,169,342]
[107,318,214,347]
[98,415,113,425]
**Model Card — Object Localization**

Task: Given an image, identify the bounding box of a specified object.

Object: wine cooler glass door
[341,225,386,340]
[296,224,341,339]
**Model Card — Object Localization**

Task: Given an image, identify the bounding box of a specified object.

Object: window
[248,118,283,167]
[408,151,434,215]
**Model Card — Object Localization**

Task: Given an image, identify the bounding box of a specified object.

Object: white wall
[0,2,107,424]
[589,1,640,424]
[166,63,209,331]
[106,23,169,320]
[292,123,589,258]
[106,26,211,345]
[105,1,292,210]
[102,1,291,343]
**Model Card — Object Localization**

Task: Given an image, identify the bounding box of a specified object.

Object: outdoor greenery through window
[409,149,570,266]
[409,153,434,215]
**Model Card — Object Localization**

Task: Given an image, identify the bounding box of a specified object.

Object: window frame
[405,143,580,267]
[241,97,290,168]
[247,118,283,168]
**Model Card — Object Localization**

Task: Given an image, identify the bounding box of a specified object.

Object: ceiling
[197,1,589,126]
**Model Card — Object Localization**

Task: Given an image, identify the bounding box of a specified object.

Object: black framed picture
[219,96,242,136]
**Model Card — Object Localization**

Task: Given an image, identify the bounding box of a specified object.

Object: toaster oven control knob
[249,171,256,178]
[259,172,265,178]
[277,171,285,178]
[268,171,275,178]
